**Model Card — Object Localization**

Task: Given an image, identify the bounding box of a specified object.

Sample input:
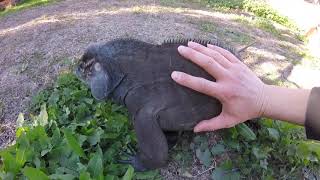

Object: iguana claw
[118,155,147,172]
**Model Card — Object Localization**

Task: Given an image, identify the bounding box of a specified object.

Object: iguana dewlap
[76,39,239,171]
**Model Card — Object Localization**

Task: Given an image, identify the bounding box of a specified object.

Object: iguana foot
[118,145,148,171]
[165,131,179,149]
[118,154,148,171]
[118,155,148,171]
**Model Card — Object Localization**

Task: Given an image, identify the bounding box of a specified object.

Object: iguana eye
[94,62,102,72]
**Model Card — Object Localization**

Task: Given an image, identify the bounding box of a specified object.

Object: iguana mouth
[78,58,95,79]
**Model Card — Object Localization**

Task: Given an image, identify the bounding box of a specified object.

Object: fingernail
[188,41,198,48]
[171,71,181,81]
[194,127,200,133]
[207,44,213,48]
[177,45,187,53]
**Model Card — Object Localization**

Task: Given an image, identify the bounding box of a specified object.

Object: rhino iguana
[76,38,241,171]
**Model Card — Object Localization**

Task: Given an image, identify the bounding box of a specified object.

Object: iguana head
[76,57,110,100]
[76,44,125,100]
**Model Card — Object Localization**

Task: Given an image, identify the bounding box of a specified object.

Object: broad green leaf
[134,170,160,179]
[0,172,14,180]
[211,167,240,180]
[260,159,268,170]
[267,128,280,140]
[221,160,233,170]
[16,147,32,166]
[33,157,41,168]
[105,175,117,180]
[211,167,225,180]
[223,138,240,151]
[236,123,256,141]
[211,144,225,156]
[79,171,91,180]
[23,167,49,180]
[1,152,21,174]
[48,91,60,105]
[228,127,239,139]
[37,104,48,126]
[63,129,85,157]
[16,127,26,138]
[88,128,104,146]
[252,147,269,160]
[51,125,61,146]
[49,174,76,180]
[87,153,103,178]
[122,166,134,180]
[196,148,212,167]
[83,98,94,105]
[16,113,25,128]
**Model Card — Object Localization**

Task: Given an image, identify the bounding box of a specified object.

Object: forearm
[262,85,311,125]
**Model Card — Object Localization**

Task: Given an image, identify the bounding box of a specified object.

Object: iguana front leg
[120,106,169,171]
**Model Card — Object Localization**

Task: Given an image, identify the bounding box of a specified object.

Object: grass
[204,0,298,31]
[199,21,253,44]
[0,0,56,17]
[234,15,281,36]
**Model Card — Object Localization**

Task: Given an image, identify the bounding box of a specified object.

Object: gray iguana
[76,38,241,171]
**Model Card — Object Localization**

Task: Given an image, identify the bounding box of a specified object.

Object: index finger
[178,46,227,79]
[207,44,240,63]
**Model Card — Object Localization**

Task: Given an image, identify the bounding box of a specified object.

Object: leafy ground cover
[0,72,319,179]
[0,73,160,179]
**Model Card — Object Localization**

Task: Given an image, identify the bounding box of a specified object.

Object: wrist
[260,84,274,118]
[257,83,269,118]
[260,85,311,125]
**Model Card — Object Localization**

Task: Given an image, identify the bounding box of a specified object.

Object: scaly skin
[76,39,239,171]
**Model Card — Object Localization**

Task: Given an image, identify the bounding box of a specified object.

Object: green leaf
[49,174,76,180]
[196,148,212,167]
[87,153,103,178]
[211,167,225,180]
[211,144,225,156]
[267,128,280,140]
[122,166,134,180]
[88,128,104,146]
[16,147,32,167]
[236,123,256,141]
[79,171,91,180]
[0,172,14,180]
[211,167,240,180]
[16,113,25,128]
[63,129,85,157]
[252,147,269,160]
[37,104,48,126]
[105,175,117,180]
[1,152,21,174]
[23,167,49,180]
[134,170,160,179]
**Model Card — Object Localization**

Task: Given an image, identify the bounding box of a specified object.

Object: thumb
[194,114,232,132]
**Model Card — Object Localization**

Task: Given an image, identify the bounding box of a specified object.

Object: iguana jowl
[76,39,239,171]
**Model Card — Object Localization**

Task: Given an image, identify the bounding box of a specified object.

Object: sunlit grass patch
[0,0,56,17]
[199,21,253,44]
[203,0,298,32]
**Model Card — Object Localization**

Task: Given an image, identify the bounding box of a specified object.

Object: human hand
[171,42,267,132]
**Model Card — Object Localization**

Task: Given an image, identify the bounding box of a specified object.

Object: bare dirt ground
[0,0,313,179]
